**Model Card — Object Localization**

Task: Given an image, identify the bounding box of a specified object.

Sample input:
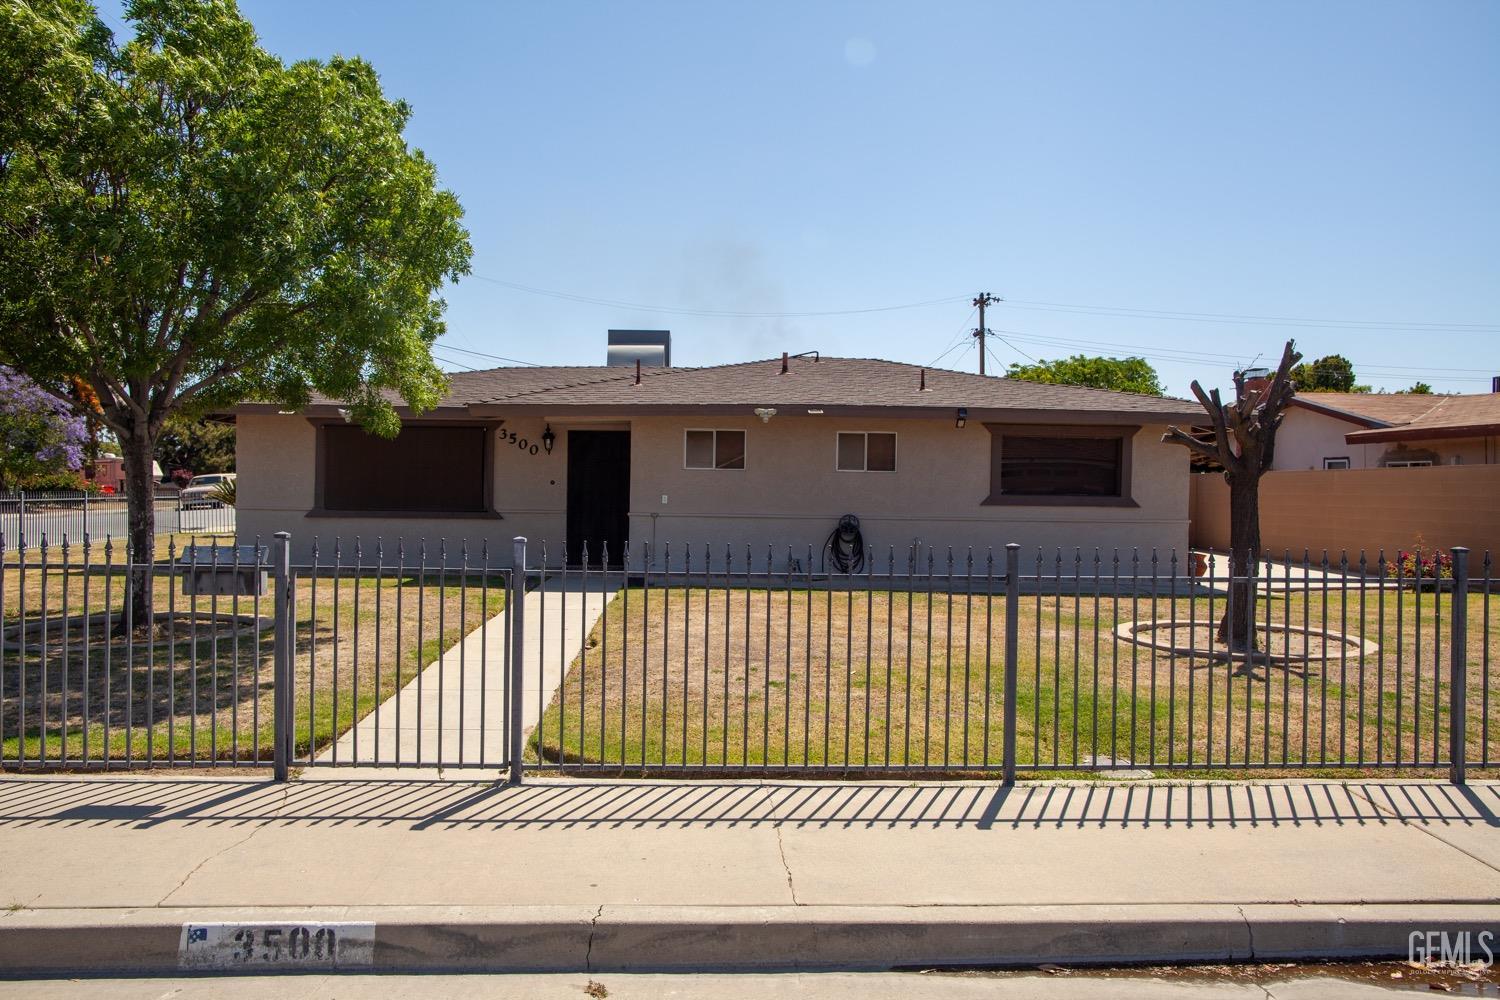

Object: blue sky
[102,1,1499,396]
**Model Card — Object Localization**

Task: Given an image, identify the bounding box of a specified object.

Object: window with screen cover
[316,423,492,514]
[836,432,896,472]
[984,425,1138,506]
[684,429,746,470]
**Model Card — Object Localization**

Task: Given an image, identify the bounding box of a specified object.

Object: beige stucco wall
[1189,465,1500,556]
[626,415,1187,567]
[238,411,1190,566]
[1274,407,1496,469]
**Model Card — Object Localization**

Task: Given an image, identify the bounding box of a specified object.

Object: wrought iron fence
[0,490,236,544]
[524,541,1494,780]
[0,531,516,778]
[2,529,1493,783]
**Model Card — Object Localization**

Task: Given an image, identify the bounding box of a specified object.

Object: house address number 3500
[502,429,543,456]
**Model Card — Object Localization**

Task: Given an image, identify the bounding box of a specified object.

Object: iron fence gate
[281,537,517,774]
[2,530,1493,784]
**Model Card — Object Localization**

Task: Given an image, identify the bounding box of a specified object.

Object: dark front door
[566,430,630,566]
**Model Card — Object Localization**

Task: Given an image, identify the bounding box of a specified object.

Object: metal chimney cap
[607,329,670,368]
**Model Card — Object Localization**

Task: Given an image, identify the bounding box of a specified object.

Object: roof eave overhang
[1345,423,1500,445]
[467,402,1201,423]
[232,403,492,421]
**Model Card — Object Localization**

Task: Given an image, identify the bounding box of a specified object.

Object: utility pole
[972,292,1001,375]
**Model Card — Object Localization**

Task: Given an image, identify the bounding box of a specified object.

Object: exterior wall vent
[607,330,671,368]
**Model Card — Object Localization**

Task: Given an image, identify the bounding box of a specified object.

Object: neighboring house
[1273,392,1500,471]
[232,345,1203,567]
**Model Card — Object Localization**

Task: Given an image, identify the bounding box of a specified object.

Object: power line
[990,330,1499,380]
[429,348,481,372]
[432,342,543,367]
[470,274,967,319]
[998,299,1500,333]
[928,306,978,367]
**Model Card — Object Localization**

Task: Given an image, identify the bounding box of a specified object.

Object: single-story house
[232,350,1205,568]
[1272,391,1500,471]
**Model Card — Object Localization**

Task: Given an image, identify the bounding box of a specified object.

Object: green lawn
[1,544,504,765]
[531,581,1500,775]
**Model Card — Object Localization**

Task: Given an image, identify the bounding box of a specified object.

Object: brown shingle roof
[1343,392,1500,444]
[461,356,1203,420]
[1290,392,1451,426]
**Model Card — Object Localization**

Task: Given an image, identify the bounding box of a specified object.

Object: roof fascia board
[466,402,1199,423]
[1345,423,1500,445]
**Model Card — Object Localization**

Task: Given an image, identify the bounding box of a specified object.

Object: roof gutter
[1345,423,1500,445]
[466,402,1204,423]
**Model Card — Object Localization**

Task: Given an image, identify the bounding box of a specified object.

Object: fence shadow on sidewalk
[0,775,1494,832]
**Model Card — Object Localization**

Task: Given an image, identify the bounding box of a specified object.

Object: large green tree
[0,0,471,623]
[156,415,235,478]
[1289,354,1370,393]
[1006,355,1165,396]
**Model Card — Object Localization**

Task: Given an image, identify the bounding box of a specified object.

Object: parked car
[180,473,236,509]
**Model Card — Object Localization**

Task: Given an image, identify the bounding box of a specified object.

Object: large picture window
[984,425,1137,506]
[316,422,492,515]
[684,429,746,470]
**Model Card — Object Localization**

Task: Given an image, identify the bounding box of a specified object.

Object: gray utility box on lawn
[177,544,268,596]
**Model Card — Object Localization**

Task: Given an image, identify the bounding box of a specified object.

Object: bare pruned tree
[1163,341,1303,651]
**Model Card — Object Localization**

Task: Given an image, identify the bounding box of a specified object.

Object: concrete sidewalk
[316,578,616,768]
[0,776,1496,973]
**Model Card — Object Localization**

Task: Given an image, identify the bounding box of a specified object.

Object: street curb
[1,904,1495,975]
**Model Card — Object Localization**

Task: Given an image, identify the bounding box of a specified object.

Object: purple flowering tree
[0,367,87,493]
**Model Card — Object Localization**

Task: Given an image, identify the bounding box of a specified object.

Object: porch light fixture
[807,408,824,415]
[753,407,777,423]
[955,407,968,429]
[542,424,555,454]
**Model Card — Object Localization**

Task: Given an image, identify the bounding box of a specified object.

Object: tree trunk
[119,425,158,634]
[1221,472,1262,651]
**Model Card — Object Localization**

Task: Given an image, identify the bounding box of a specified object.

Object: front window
[684,429,746,470]
[984,425,1137,506]
[1323,457,1350,470]
[836,432,897,472]
[317,423,490,514]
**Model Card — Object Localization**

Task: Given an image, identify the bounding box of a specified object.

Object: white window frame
[835,431,898,473]
[683,428,747,471]
[1384,459,1432,468]
[1322,457,1350,470]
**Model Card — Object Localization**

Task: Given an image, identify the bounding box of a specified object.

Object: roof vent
[607,330,670,368]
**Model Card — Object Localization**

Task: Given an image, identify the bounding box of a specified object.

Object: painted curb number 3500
[232,926,337,962]
[179,922,375,969]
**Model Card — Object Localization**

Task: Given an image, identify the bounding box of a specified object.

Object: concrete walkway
[0,776,1496,973]
[316,578,617,769]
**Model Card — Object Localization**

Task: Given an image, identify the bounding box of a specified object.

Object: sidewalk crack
[1236,903,1256,960]
[774,826,800,905]
[156,785,290,907]
[1346,783,1500,876]
[584,904,604,972]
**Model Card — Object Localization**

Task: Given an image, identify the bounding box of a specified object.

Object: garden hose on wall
[823,513,866,574]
